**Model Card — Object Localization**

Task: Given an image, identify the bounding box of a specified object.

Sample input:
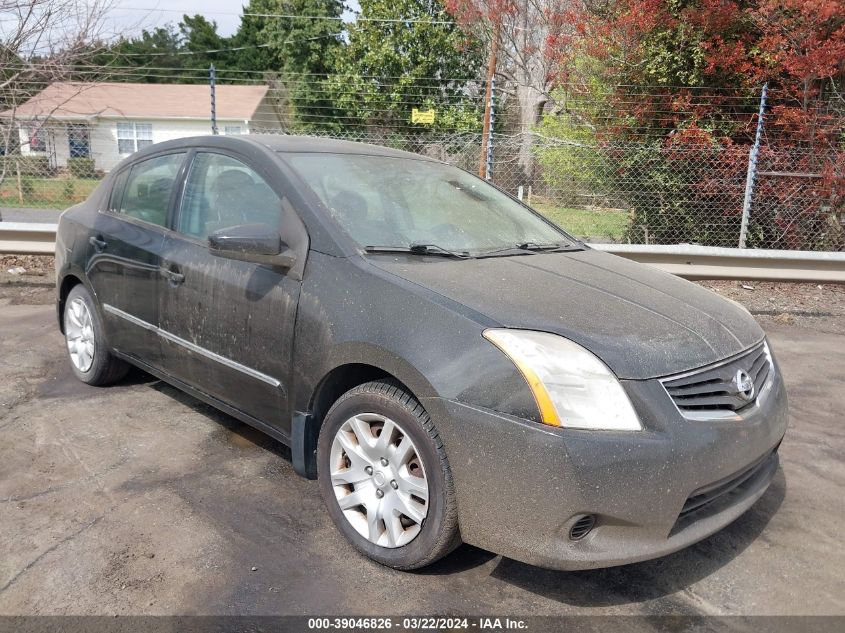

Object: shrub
[607,141,843,251]
[67,157,97,179]
[1,156,55,177]
[536,141,611,209]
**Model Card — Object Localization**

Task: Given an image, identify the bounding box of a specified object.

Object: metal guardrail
[590,244,845,283]
[2,223,844,283]
[0,223,58,255]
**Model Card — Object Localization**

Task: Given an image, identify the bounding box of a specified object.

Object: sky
[106,1,361,38]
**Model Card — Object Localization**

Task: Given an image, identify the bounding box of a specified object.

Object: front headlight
[483,329,642,431]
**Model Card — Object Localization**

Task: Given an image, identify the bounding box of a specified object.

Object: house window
[27,127,46,153]
[223,126,243,135]
[67,124,91,158]
[117,122,153,154]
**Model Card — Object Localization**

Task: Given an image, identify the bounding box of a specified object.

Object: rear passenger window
[116,153,185,227]
[177,153,282,240]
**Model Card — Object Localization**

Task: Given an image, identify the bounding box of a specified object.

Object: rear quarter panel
[55,190,108,329]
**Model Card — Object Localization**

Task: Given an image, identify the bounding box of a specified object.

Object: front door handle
[89,236,107,252]
[160,266,185,286]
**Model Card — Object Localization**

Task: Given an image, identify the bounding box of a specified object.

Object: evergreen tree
[232,0,345,129]
[106,26,183,82]
[328,0,484,134]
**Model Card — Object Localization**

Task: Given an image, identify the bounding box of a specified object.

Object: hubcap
[65,297,95,372]
[329,413,429,548]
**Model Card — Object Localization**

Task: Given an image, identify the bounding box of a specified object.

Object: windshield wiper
[517,241,574,251]
[365,243,472,259]
[477,241,580,257]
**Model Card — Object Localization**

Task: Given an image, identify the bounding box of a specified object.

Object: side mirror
[208,223,296,268]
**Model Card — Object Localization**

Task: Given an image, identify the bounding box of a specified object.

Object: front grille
[661,342,773,420]
[679,449,775,519]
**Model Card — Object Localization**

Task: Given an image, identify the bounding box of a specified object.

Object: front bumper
[420,367,788,571]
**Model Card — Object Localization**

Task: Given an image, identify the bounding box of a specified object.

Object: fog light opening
[569,514,596,541]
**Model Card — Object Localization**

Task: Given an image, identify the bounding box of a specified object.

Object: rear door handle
[160,266,185,286]
[89,236,107,252]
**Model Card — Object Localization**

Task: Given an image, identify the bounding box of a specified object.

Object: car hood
[368,248,764,380]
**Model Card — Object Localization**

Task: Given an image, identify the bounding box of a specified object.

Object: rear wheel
[317,380,460,569]
[63,284,129,386]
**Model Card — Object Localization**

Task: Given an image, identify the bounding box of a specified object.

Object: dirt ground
[0,270,844,617]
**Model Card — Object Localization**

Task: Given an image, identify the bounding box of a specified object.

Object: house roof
[3,82,269,121]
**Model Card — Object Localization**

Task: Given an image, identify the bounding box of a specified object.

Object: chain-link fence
[491,135,843,250]
[2,78,842,251]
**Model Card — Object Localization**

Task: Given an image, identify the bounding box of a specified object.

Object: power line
[111,32,343,57]
[117,43,271,56]
[2,61,790,97]
[2,62,783,95]
[26,75,767,113]
[36,64,485,82]
[113,6,461,26]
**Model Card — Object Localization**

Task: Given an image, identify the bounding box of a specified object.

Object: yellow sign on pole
[411,108,436,125]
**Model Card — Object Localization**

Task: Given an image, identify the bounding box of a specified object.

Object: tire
[63,284,130,386]
[317,379,461,570]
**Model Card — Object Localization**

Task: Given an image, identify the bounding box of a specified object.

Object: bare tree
[0,0,114,209]
[449,0,573,183]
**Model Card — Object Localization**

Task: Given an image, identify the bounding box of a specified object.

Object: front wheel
[63,284,129,386]
[317,380,460,569]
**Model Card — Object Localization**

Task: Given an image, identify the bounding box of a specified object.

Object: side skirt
[112,350,292,448]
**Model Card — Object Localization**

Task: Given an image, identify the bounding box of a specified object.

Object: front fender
[288,252,541,477]
[291,253,540,419]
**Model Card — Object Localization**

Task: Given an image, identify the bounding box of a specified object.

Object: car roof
[113,134,442,178]
[123,134,440,167]
[248,134,438,161]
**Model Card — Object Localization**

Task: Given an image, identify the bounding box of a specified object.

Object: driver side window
[177,152,282,240]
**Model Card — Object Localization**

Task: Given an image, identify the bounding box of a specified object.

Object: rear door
[157,150,306,430]
[86,151,187,367]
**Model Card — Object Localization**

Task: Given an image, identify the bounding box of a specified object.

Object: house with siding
[3,82,283,172]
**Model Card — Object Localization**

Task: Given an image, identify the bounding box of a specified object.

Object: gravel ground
[700,280,845,335]
[0,256,55,306]
[1,254,53,277]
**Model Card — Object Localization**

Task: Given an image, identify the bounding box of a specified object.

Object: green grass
[532,201,630,241]
[0,176,101,209]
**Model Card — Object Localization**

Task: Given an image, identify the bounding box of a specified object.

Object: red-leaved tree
[547,0,844,248]
[559,0,844,144]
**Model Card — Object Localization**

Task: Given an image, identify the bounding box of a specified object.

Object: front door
[158,151,303,430]
[86,151,186,367]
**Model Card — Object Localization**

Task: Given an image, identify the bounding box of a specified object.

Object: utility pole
[478,24,500,179]
[210,64,219,135]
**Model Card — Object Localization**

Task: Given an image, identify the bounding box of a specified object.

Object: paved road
[0,207,62,223]
[0,286,843,616]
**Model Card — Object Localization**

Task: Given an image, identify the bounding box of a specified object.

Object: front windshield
[286,152,575,254]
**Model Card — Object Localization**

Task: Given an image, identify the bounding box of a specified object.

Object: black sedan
[55,135,788,570]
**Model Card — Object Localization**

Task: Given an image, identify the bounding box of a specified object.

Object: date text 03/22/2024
[306,617,528,630]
